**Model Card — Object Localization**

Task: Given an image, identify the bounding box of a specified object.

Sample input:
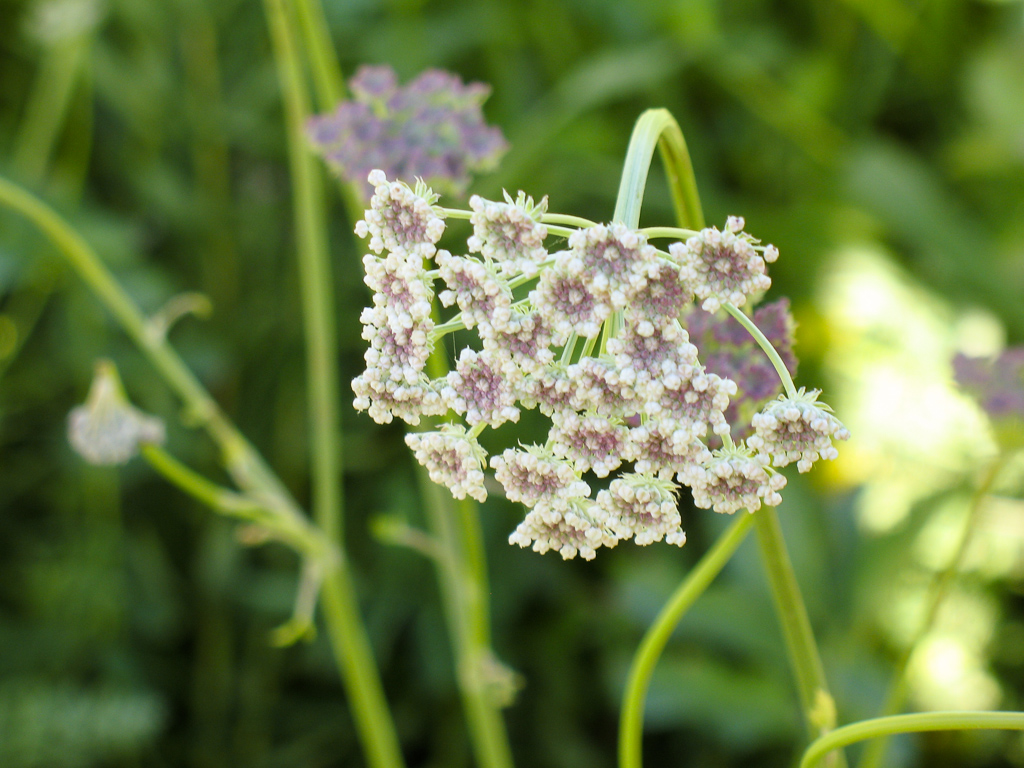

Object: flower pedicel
[353,170,850,559]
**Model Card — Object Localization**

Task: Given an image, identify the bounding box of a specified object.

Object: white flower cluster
[405,425,488,502]
[356,170,446,258]
[747,388,851,472]
[670,216,778,313]
[352,170,849,560]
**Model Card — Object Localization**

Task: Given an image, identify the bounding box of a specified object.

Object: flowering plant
[2,0,1023,760]
[351,166,849,559]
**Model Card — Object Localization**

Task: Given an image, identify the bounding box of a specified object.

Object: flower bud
[67,360,165,465]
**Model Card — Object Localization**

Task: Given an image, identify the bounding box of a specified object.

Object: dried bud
[67,360,165,465]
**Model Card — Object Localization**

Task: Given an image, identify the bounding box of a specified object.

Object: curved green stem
[722,302,798,398]
[141,444,324,556]
[619,513,757,768]
[614,108,704,230]
[856,457,1006,768]
[801,712,1024,768]
[141,445,269,524]
[755,507,844,766]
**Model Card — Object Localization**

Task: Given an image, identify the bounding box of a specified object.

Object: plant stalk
[723,301,798,398]
[13,35,90,182]
[755,507,846,767]
[419,337,515,768]
[613,108,704,230]
[801,711,1024,768]
[263,2,405,767]
[618,513,756,768]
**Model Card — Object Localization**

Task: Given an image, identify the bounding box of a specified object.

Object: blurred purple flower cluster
[308,65,508,198]
[954,347,1024,447]
[684,299,797,439]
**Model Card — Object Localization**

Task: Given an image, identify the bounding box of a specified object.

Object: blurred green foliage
[2,0,1024,766]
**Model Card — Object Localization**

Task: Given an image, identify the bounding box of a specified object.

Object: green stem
[722,302,797,398]
[541,212,597,228]
[420,313,514,768]
[288,0,345,109]
[319,569,406,768]
[579,334,598,360]
[417,473,513,768]
[638,226,699,240]
[801,712,1024,768]
[264,0,342,544]
[543,224,579,239]
[12,35,90,182]
[755,507,845,766]
[618,513,757,768]
[141,444,324,555]
[285,0,365,223]
[264,4,405,768]
[614,108,704,230]
[855,458,1006,768]
[141,445,267,523]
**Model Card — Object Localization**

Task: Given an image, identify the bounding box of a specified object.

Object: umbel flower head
[346,169,850,560]
[747,388,850,472]
[308,65,508,197]
[68,360,165,465]
[671,216,778,313]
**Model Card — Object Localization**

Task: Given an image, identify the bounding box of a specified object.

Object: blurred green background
[2,0,1024,765]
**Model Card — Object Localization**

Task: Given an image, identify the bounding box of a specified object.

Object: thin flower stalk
[417,312,515,768]
[723,301,798,398]
[263,2,405,768]
[801,712,1024,768]
[618,513,756,768]
[755,506,844,761]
